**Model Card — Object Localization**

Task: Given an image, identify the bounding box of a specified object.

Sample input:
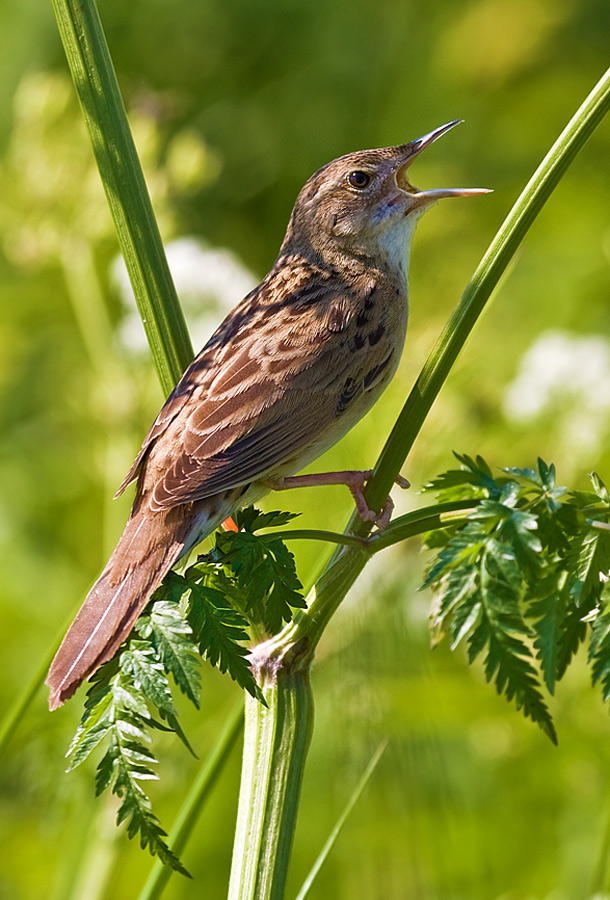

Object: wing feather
[117,262,377,512]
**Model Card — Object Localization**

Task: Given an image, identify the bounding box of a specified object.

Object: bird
[46,119,488,710]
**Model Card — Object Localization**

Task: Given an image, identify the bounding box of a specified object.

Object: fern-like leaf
[68,662,190,875]
[137,600,202,708]
[187,581,265,702]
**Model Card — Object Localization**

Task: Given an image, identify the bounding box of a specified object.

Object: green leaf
[137,600,202,708]
[66,675,115,770]
[234,506,301,532]
[472,548,556,742]
[218,530,306,633]
[449,582,482,650]
[590,471,610,505]
[111,746,191,877]
[569,526,610,607]
[588,583,610,702]
[424,492,556,741]
[422,520,488,587]
[526,573,568,694]
[476,619,557,744]
[120,642,177,719]
[188,582,264,702]
[423,452,501,500]
[556,602,589,680]
[67,659,190,875]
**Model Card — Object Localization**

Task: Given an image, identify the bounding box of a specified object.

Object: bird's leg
[266,470,409,532]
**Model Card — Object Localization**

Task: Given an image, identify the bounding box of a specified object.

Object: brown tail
[46,505,195,710]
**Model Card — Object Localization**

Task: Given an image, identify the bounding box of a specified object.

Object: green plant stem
[51,0,193,394]
[138,701,244,900]
[255,501,476,554]
[365,500,476,553]
[228,668,314,900]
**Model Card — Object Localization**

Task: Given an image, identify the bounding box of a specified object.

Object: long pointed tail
[46,505,196,710]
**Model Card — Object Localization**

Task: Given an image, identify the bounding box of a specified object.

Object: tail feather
[46,506,197,710]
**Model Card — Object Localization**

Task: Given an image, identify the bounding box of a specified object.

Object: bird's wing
[149,290,361,509]
[114,350,217,498]
[119,264,379,510]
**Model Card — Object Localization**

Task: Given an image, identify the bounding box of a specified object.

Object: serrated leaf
[477,547,555,741]
[120,642,177,719]
[497,510,542,580]
[482,625,557,744]
[423,452,500,501]
[66,687,114,770]
[588,585,610,702]
[432,565,478,625]
[138,600,202,708]
[451,591,482,650]
[188,582,264,702]
[590,472,610,505]
[422,520,488,586]
[234,506,301,533]
[66,643,192,873]
[570,527,610,607]
[154,569,193,605]
[526,573,568,694]
[219,529,306,632]
[454,452,495,480]
[111,755,191,877]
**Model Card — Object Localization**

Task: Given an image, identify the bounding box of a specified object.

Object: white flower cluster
[503,330,610,460]
[112,236,258,355]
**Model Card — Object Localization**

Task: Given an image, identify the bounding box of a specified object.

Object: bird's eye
[347,170,371,189]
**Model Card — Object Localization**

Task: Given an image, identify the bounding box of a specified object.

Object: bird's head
[284,120,489,274]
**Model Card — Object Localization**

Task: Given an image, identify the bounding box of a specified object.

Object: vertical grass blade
[51,0,194,394]
[294,740,388,900]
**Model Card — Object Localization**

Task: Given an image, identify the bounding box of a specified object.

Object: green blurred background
[1,0,610,898]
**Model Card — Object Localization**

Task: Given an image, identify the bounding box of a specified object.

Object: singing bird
[47,120,488,709]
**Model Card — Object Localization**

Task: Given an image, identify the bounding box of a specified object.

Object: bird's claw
[348,471,407,532]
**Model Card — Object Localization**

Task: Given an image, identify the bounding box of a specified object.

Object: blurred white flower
[112,236,258,355]
[503,330,610,458]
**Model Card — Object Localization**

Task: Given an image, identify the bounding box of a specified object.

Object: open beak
[397,120,491,201]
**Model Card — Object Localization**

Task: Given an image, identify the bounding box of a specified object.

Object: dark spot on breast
[336,376,362,414]
[356,310,370,328]
[352,332,366,350]
[363,352,393,389]
[368,324,385,346]
[364,290,376,311]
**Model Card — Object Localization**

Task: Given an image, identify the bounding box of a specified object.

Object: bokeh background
[1,0,610,898]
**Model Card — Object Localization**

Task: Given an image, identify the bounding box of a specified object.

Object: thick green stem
[228,666,314,900]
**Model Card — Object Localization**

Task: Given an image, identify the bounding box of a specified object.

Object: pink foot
[267,469,409,532]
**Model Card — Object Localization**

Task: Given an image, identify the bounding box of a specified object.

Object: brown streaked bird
[46,120,488,710]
